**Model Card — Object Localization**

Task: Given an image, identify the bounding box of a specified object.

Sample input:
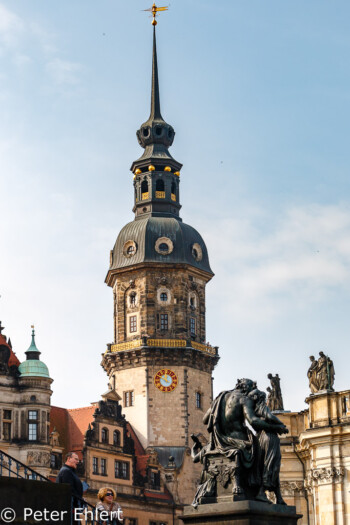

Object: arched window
[141,179,149,200]
[101,427,109,444]
[160,292,168,302]
[114,430,121,447]
[171,181,176,201]
[156,179,164,191]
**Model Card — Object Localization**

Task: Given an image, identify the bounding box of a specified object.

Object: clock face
[154,369,178,393]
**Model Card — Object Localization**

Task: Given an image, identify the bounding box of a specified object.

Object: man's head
[319,351,325,358]
[248,388,266,404]
[65,452,80,469]
[235,378,256,394]
[267,373,272,379]
[309,355,315,362]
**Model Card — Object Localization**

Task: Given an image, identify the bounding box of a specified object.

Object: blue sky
[0,0,349,410]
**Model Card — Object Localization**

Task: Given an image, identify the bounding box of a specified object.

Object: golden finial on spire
[143,3,169,26]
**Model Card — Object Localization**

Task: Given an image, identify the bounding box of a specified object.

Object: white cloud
[0,3,24,48]
[204,203,350,323]
[0,3,84,90]
[46,58,84,86]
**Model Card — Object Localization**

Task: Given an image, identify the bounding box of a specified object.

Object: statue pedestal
[179,501,302,525]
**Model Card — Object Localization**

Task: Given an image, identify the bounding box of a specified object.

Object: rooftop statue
[308,352,335,393]
[267,373,284,411]
[191,378,288,507]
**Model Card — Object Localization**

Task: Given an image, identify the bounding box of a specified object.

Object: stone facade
[102,261,219,507]
[0,331,53,477]
[277,389,350,525]
[50,391,179,525]
[110,267,208,345]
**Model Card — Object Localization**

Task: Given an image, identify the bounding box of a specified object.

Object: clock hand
[161,374,170,384]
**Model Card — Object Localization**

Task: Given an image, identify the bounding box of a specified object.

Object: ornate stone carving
[49,427,61,447]
[95,399,123,420]
[280,481,304,496]
[306,467,345,487]
[27,451,51,467]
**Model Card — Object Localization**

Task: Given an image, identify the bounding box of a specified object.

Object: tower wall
[112,267,208,345]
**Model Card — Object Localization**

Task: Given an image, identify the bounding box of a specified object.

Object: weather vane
[143,3,169,26]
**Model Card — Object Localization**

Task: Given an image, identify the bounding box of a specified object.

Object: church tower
[102,23,218,464]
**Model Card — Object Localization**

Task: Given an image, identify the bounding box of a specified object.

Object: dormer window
[149,469,161,490]
[127,245,135,255]
[101,427,109,444]
[114,430,121,446]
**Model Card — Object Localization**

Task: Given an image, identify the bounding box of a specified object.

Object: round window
[123,240,138,258]
[155,237,174,255]
[191,243,203,262]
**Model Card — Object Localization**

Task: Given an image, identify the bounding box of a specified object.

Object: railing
[0,449,50,481]
[171,193,176,201]
[155,191,165,198]
[141,192,149,200]
[106,338,218,356]
[148,338,186,348]
[0,450,121,525]
[109,339,143,353]
[191,341,217,356]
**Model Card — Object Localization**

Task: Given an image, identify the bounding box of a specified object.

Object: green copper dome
[18,327,50,379]
[18,359,50,378]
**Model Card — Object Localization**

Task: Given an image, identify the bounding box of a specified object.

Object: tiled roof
[126,423,149,476]
[50,406,70,452]
[0,333,21,367]
[67,406,96,455]
[126,423,145,455]
[50,405,95,456]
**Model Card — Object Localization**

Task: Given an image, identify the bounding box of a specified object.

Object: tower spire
[150,25,162,121]
[25,325,40,361]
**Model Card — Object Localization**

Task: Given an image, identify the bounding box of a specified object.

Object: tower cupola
[18,326,50,378]
[131,26,182,220]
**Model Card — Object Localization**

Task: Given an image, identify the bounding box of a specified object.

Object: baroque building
[278,388,350,525]
[0,324,52,476]
[101,25,219,505]
[50,390,175,525]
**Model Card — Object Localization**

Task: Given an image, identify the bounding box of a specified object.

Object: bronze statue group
[191,353,335,508]
[191,378,288,508]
